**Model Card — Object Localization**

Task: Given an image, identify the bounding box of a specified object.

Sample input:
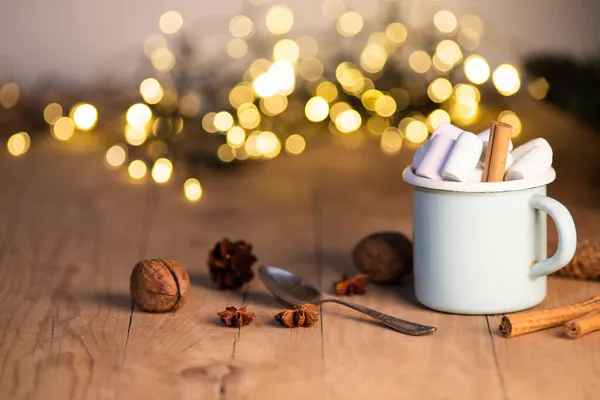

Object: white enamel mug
[402,166,577,315]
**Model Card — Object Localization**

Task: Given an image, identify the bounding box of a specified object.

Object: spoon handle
[322,297,436,336]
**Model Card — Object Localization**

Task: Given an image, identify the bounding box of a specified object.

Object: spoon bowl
[258,265,436,336]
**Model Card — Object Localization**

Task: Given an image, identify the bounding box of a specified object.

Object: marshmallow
[413,123,464,170]
[442,132,484,182]
[415,134,456,180]
[469,167,484,183]
[477,129,514,151]
[505,146,553,181]
[511,138,552,161]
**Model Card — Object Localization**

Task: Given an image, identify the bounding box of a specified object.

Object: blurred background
[1,0,599,201]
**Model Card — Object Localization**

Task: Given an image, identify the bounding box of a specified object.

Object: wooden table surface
[1,98,599,400]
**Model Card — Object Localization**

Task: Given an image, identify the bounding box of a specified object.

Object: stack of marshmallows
[412,121,553,183]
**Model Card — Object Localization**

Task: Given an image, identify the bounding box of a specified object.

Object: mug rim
[402,165,556,193]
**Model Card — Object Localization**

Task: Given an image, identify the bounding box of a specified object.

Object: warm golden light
[322,0,346,20]
[459,14,485,35]
[457,28,480,51]
[432,53,453,73]
[230,15,254,38]
[316,81,338,103]
[72,103,98,131]
[409,51,431,74]
[151,48,176,72]
[43,103,63,125]
[463,55,490,84]
[0,83,19,108]
[143,35,167,58]
[273,39,300,63]
[427,109,451,131]
[269,61,296,95]
[184,178,203,202]
[337,11,364,37]
[105,145,127,167]
[248,59,271,80]
[392,88,410,111]
[386,22,408,44]
[260,94,288,116]
[406,120,428,144]
[305,96,329,122]
[218,144,235,162]
[493,64,521,96]
[226,126,246,148]
[227,38,248,59]
[380,127,403,155]
[374,95,396,117]
[140,78,164,104]
[427,78,453,103]
[244,132,261,157]
[6,132,30,156]
[434,10,457,34]
[528,77,549,100]
[285,134,306,155]
[335,109,362,133]
[159,11,183,35]
[296,36,319,59]
[127,103,152,128]
[152,158,173,183]
[178,93,202,117]
[436,40,462,66]
[253,74,278,98]
[360,44,387,73]
[336,62,363,88]
[454,83,481,104]
[125,124,148,146]
[202,112,218,133]
[361,89,383,111]
[329,102,351,121]
[229,85,255,109]
[128,160,147,180]
[498,110,522,137]
[299,58,324,81]
[366,116,389,135]
[237,103,261,130]
[53,117,75,141]
[256,131,281,158]
[266,5,294,35]
[214,111,234,132]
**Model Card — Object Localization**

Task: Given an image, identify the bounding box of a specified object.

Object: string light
[237,104,261,130]
[433,10,457,34]
[128,160,147,180]
[405,120,428,144]
[227,126,246,148]
[528,77,549,100]
[330,102,351,121]
[265,5,294,35]
[159,11,183,35]
[285,134,306,155]
[6,132,30,156]
[244,132,262,157]
[374,95,396,117]
[386,22,408,44]
[140,78,164,104]
[273,39,300,63]
[229,15,254,38]
[214,111,234,132]
[316,81,338,103]
[380,128,403,155]
[361,89,383,111]
[498,110,522,137]
[105,145,127,167]
[463,55,490,84]
[427,78,453,103]
[427,109,451,131]
[457,28,480,50]
[184,178,203,202]
[322,0,346,20]
[229,84,255,109]
[299,58,324,81]
[360,44,387,73]
[493,64,521,96]
[337,11,364,37]
[305,96,329,122]
[143,35,167,58]
[256,131,281,158]
[72,103,98,131]
[202,112,218,133]
[53,117,75,141]
[217,144,236,162]
[127,103,152,128]
[459,14,485,35]
[151,48,176,72]
[125,124,148,146]
[43,103,63,125]
[409,51,431,74]
[436,40,462,66]
[296,36,318,59]
[335,109,361,133]
[152,158,173,183]
[227,39,248,59]
[0,83,19,109]
[366,116,389,135]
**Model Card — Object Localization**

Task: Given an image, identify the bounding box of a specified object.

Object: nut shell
[352,232,413,284]
[130,259,190,312]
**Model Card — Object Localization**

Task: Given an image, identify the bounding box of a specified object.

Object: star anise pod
[334,273,370,295]
[217,306,255,327]
[208,238,257,290]
[274,304,319,328]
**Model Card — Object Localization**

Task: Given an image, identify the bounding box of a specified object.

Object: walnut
[130,259,190,312]
[352,232,413,284]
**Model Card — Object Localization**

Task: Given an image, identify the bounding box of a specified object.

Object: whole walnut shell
[130,259,191,312]
[352,232,413,284]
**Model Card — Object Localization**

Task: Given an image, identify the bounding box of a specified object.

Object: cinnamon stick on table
[564,311,600,338]
[499,295,600,338]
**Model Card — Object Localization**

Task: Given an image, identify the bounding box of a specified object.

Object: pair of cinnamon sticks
[499,295,600,338]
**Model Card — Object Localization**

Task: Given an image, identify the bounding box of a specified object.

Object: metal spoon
[258,265,436,336]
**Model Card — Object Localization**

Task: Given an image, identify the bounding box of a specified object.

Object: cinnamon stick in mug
[500,295,600,338]
[482,121,513,182]
[564,311,600,338]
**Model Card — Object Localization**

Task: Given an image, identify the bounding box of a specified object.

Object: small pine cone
[553,240,600,281]
[208,238,257,289]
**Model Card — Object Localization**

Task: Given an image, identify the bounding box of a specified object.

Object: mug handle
[529,194,577,278]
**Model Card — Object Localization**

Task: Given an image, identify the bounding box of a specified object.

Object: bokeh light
[152,158,173,184]
[53,117,75,141]
[202,112,218,133]
[178,93,202,117]
[316,81,338,103]
[218,144,236,162]
[105,145,127,167]
[6,132,30,156]
[498,110,522,137]
[127,103,152,128]
[361,89,383,111]
[360,44,387,73]
[299,58,324,81]
[528,77,549,100]
[229,84,255,108]
[125,124,148,146]
[237,103,261,130]
[305,96,329,122]
[72,103,98,131]
[493,64,521,96]
[335,109,362,133]
[434,10,457,34]
[43,103,63,125]
[296,36,319,59]
[436,40,462,66]
[140,78,164,104]
[406,120,428,144]
[214,111,234,132]
[227,38,248,59]
[427,109,451,131]
[463,55,490,84]
[460,14,485,35]
[337,11,364,37]
[386,22,408,44]
[432,53,453,73]
[244,132,261,157]
[151,48,176,72]
[273,39,300,63]
[285,134,306,155]
[256,131,281,158]
[159,11,183,35]
[454,83,481,104]
[184,178,203,202]
[380,127,403,155]
[143,35,167,58]
[230,15,254,38]
[0,83,19,109]
[227,126,246,148]
[322,0,346,20]
[330,102,351,121]
[266,5,294,35]
[128,160,147,180]
[366,116,389,135]
[427,78,453,103]
[409,51,431,74]
[374,95,396,117]
[457,28,480,51]
[260,95,288,116]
